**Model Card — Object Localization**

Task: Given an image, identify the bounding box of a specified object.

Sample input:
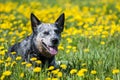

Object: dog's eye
[44,31,49,35]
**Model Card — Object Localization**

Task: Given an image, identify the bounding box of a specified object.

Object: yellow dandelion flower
[16,56,22,60]
[33,67,41,73]
[81,68,88,72]
[88,36,92,39]
[0,75,5,80]
[21,61,27,65]
[47,66,54,70]
[70,69,77,74]
[0,38,5,42]
[72,46,77,53]
[35,60,41,64]
[26,63,32,68]
[3,70,12,76]
[11,52,16,55]
[112,69,119,74]
[47,72,51,76]
[58,45,64,50]
[66,45,72,49]
[5,62,11,67]
[66,49,70,53]
[51,69,59,74]
[20,73,24,78]
[11,61,17,67]
[66,38,72,43]
[0,46,4,50]
[73,49,77,53]
[0,50,5,56]
[84,48,89,53]
[57,72,62,78]
[77,68,87,77]
[0,59,4,64]
[30,57,37,61]
[100,41,105,45]
[81,63,86,66]
[91,70,97,75]
[101,35,106,38]
[105,77,112,80]
[102,31,108,35]
[83,24,88,28]
[60,64,67,69]
[6,57,12,62]
[51,78,58,80]
[77,70,84,77]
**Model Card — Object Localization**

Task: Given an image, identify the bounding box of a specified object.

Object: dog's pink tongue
[49,47,58,55]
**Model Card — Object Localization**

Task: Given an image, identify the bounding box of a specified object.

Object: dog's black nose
[51,38,59,45]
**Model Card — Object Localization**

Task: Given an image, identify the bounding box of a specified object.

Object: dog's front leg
[49,57,58,69]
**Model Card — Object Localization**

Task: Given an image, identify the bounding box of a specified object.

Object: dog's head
[31,13,65,57]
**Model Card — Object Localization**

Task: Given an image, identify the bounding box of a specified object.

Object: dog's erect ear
[55,13,65,32]
[31,13,41,33]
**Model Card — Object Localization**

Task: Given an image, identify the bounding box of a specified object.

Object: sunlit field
[0,0,120,80]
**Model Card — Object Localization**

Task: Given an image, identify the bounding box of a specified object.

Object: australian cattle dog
[8,13,65,68]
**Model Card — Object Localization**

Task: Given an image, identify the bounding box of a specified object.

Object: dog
[8,13,65,68]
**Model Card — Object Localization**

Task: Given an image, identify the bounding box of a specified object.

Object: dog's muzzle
[41,41,58,56]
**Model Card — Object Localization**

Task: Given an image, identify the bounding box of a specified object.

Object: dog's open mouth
[42,42,58,56]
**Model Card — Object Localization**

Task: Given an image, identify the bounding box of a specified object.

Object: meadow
[0,0,120,80]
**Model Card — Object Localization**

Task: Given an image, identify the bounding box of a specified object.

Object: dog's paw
[56,60,68,65]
